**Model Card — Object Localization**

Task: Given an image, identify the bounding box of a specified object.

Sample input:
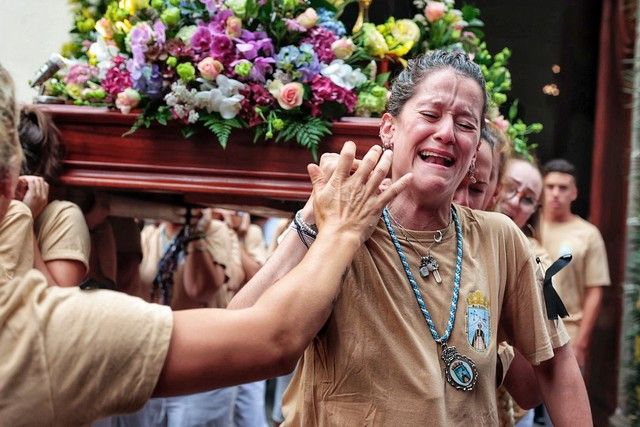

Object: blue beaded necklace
[382,206,478,391]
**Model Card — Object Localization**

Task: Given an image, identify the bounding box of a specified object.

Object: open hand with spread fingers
[308,141,412,247]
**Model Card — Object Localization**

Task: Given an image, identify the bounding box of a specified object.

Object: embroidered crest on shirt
[466,290,490,352]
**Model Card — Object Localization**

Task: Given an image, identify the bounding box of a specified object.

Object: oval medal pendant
[441,344,478,391]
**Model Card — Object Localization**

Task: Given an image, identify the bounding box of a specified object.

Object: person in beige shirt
[0,63,412,425]
[117,215,243,426]
[17,106,91,286]
[230,50,589,426]
[540,158,610,371]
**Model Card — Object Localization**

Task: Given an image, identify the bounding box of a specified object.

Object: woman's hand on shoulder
[308,141,412,246]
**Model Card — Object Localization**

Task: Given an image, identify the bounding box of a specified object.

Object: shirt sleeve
[499,226,554,365]
[42,282,173,422]
[0,269,173,425]
[584,227,611,287]
[0,201,34,281]
[34,201,91,273]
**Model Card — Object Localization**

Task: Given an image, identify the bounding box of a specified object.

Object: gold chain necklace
[386,210,452,285]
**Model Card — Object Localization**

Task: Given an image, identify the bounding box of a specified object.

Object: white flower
[216,75,245,97]
[89,37,120,79]
[192,76,245,119]
[320,60,367,90]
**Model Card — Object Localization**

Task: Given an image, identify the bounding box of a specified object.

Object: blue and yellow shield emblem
[466,290,490,352]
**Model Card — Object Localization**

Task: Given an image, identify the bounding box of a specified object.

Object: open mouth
[418,150,455,167]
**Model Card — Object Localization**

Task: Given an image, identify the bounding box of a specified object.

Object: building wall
[0,0,72,103]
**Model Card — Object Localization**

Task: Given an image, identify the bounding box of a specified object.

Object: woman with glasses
[496,157,573,426]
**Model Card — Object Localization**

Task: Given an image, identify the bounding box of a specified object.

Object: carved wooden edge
[39,105,382,208]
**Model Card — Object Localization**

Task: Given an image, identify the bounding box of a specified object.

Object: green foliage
[272,116,332,161]
[202,114,245,148]
[123,103,171,136]
[506,100,542,161]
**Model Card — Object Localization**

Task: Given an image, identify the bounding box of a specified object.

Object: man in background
[540,159,610,372]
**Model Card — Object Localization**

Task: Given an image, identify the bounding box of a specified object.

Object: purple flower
[210,33,236,65]
[209,9,233,33]
[236,42,259,60]
[301,27,337,64]
[285,19,306,32]
[153,21,166,45]
[191,26,213,55]
[131,64,164,100]
[199,0,219,14]
[249,56,275,82]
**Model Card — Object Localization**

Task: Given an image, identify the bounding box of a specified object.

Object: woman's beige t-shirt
[283,206,554,426]
[0,269,172,426]
[34,200,91,275]
[0,200,34,282]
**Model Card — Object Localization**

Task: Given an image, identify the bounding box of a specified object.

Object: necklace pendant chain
[383,206,478,392]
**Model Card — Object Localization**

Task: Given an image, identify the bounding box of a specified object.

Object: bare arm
[573,286,604,367]
[45,260,87,287]
[503,348,542,410]
[33,235,58,286]
[154,143,412,396]
[533,344,591,426]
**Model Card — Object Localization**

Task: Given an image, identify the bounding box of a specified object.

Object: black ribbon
[541,254,571,320]
[153,226,188,306]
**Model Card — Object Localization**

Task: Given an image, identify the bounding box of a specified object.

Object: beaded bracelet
[294,210,318,238]
[291,210,317,248]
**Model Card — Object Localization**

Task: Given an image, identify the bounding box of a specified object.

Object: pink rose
[295,8,318,30]
[278,82,304,110]
[492,115,510,133]
[226,16,243,38]
[331,38,356,60]
[424,1,446,23]
[198,57,224,80]
[115,88,141,114]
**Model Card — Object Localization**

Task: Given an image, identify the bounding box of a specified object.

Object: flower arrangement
[40,0,540,160]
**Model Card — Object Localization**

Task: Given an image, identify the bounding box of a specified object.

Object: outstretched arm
[154,143,411,396]
[573,286,603,368]
[533,344,592,426]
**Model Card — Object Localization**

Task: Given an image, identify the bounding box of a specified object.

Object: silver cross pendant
[420,255,442,284]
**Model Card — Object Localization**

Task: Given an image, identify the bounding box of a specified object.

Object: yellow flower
[119,0,148,16]
[391,19,420,45]
[388,40,413,57]
[87,50,98,66]
[635,336,640,362]
[362,23,388,58]
[114,19,134,34]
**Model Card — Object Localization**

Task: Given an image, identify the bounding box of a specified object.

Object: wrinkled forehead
[412,69,484,115]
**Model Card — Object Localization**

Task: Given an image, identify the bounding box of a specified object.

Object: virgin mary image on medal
[466,290,490,352]
[442,345,478,391]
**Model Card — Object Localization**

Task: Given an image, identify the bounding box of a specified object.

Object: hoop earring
[379,133,394,151]
[467,161,477,184]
